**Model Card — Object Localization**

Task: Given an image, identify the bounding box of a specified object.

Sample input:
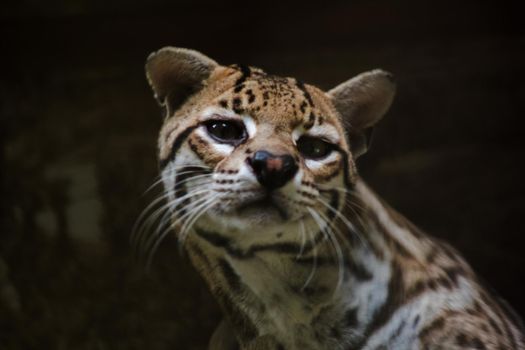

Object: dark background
[1,1,524,348]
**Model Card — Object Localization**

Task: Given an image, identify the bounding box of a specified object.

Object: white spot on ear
[242,115,257,138]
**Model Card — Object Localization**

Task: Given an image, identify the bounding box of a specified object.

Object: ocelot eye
[297,136,334,159]
[204,119,247,144]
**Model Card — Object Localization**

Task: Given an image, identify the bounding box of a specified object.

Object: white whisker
[308,207,345,296]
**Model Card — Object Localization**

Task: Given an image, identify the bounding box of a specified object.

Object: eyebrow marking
[233,64,252,93]
[296,80,314,106]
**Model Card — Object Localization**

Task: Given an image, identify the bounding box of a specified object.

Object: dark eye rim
[202,118,248,145]
[296,135,336,160]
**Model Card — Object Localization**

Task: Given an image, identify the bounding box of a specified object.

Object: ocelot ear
[328,69,396,157]
[145,47,218,117]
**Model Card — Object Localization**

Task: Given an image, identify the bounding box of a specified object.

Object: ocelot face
[160,78,349,235]
[146,47,395,244]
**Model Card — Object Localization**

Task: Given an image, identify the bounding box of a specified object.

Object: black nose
[247,151,298,190]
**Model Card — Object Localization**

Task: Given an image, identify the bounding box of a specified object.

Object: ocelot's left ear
[145,47,218,117]
[328,69,396,157]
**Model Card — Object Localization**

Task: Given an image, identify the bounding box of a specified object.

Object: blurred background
[1,0,524,348]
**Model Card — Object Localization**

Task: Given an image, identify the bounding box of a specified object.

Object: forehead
[204,65,342,132]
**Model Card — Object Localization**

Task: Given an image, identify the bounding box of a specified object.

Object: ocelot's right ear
[328,69,396,158]
[145,47,218,117]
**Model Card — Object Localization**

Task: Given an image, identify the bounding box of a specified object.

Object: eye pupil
[205,120,246,143]
[297,136,332,159]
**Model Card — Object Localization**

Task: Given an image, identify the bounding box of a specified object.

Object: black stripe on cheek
[316,161,343,183]
[159,124,199,169]
[173,166,211,215]
[333,146,354,189]
[326,189,339,222]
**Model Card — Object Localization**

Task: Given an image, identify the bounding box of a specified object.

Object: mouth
[237,194,289,221]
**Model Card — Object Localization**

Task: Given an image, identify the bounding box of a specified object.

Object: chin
[203,202,304,233]
[206,209,284,231]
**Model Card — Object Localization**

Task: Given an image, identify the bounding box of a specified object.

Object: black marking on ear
[159,124,200,169]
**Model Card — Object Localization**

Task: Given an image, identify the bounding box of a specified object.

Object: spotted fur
[143,47,525,349]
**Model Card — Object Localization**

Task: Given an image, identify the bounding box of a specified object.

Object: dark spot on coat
[456,333,468,346]
[232,97,243,114]
[344,308,358,328]
[413,315,420,328]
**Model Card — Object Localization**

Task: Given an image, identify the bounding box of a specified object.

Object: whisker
[144,194,215,268]
[178,195,219,249]
[135,187,211,259]
[308,207,345,296]
[132,173,213,246]
[142,163,210,195]
[136,187,209,243]
[296,219,307,259]
[143,193,212,254]
[316,196,367,248]
[300,217,318,291]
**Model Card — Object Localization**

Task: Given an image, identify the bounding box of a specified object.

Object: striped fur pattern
[142,47,525,349]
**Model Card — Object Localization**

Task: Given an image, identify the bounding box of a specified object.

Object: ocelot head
[145,47,395,246]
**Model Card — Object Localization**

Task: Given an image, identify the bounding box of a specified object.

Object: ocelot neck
[185,178,436,349]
